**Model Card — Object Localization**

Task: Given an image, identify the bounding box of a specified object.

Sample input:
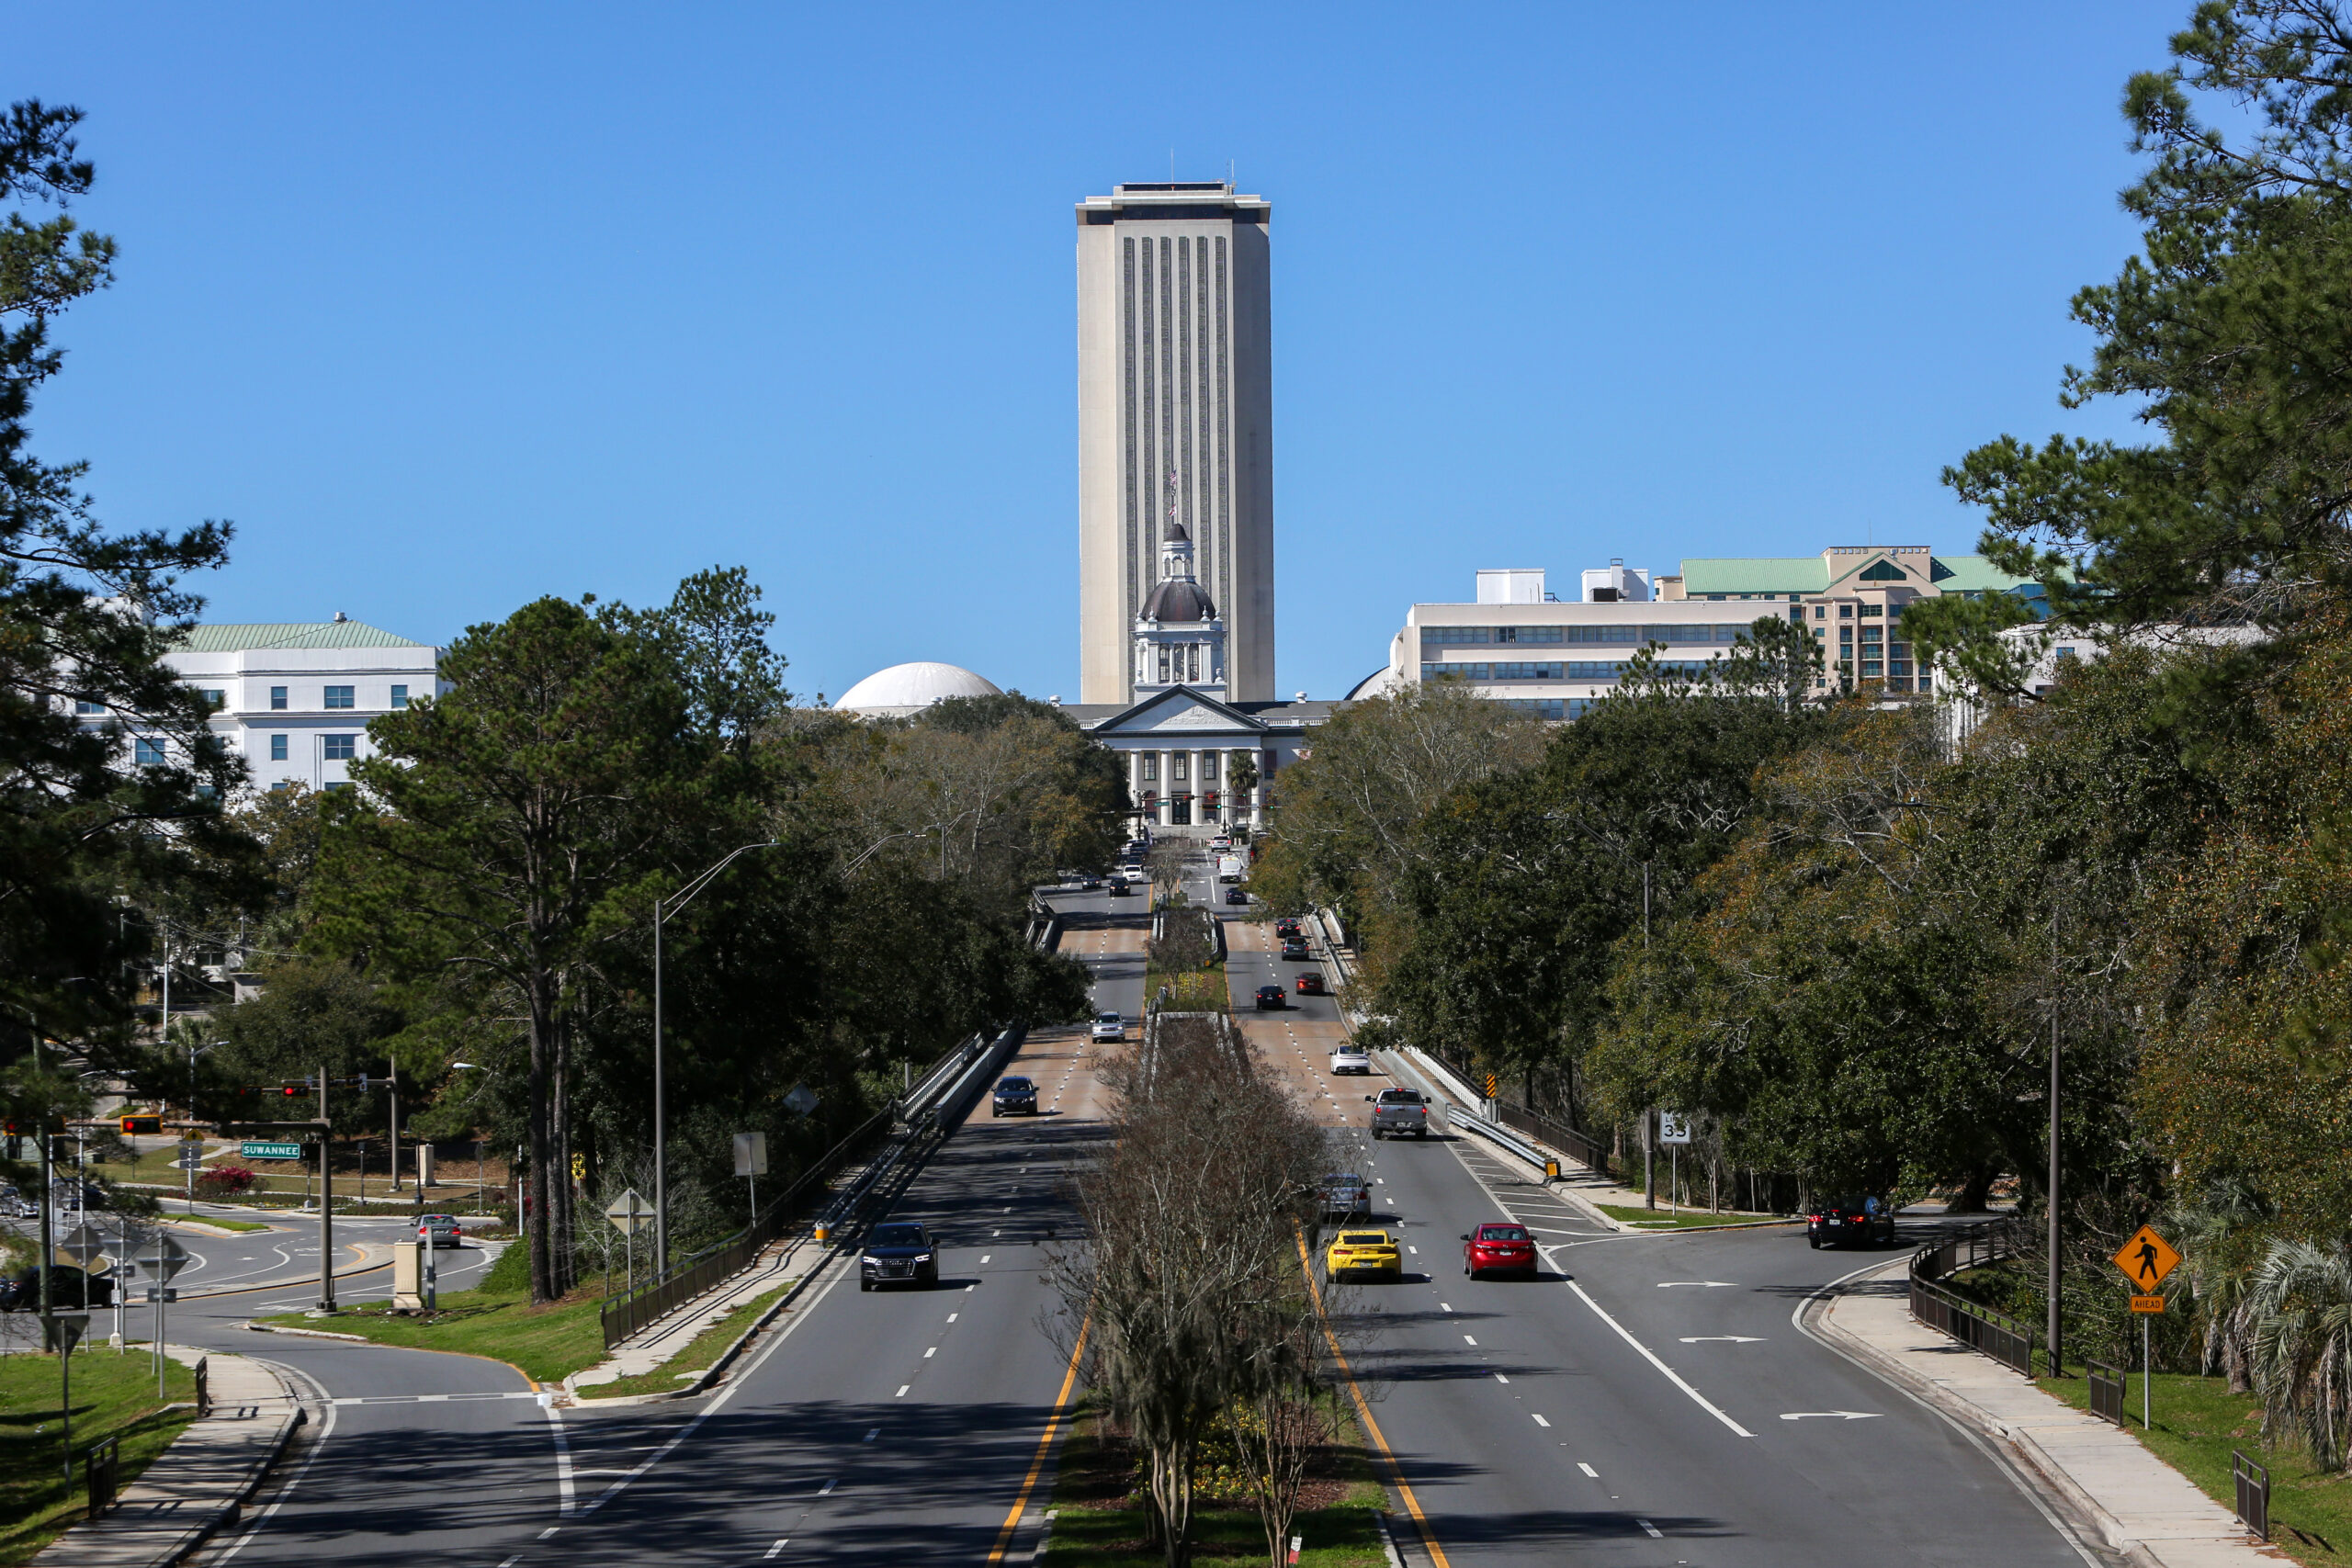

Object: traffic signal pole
[317,1065,334,1312]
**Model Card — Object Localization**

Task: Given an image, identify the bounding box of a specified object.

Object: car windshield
[1378,1090,1423,1105]
[1340,1232,1389,1246]
[870,1224,926,1247]
[1479,1225,1531,1242]
[1827,1197,1869,1213]
[998,1077,1032,1090]
[1323,1174,1363,1189]
[1097,1013,1119,1023]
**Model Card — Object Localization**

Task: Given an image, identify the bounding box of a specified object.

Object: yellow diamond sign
[2112,1225,2181,1292]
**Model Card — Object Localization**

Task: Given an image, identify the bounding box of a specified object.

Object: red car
[1295,972,1326,995]
[1462,1222,1538,1280]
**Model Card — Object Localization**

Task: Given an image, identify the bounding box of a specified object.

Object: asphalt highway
[1216,885,2102,1568]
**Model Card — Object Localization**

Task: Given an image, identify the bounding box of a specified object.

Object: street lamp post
[653,841,780,1278]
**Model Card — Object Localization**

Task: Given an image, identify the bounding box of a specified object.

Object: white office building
[161,616,444,793]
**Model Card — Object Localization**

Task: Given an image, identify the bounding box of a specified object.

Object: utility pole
[316,1065,335,1312]
[1643,862,1656,1211]
[2046,1000,2061,1377]
[389,1066,400,1192]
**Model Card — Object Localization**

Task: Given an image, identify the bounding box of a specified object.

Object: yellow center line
[1295,1231,1453,1568]
[985,1314,1091,1564]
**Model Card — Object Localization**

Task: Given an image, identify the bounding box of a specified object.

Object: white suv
[1091,1012,1125,1043]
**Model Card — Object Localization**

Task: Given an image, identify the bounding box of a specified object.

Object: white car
[1329,1045,1371,1075]
[1091,1012,1126,1043]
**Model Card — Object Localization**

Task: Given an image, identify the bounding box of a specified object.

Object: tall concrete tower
[1076,182,1273,704]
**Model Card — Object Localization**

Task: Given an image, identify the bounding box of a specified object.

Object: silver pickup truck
[1367,1088,1432,1140]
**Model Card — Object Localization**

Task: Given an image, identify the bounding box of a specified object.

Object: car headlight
[861,1255,880,1265]
[914,1253,933,1263]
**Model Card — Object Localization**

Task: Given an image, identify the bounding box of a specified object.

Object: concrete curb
[240,1321,371,1343]
[35,1351,308,1568]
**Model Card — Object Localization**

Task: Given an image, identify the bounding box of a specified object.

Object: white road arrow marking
[1679,1336,1765,1343]
[1779,1411,1882,1421]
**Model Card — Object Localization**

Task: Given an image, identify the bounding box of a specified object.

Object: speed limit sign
[1658,1111,1692,1145]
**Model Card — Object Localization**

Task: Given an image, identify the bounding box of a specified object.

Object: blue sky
[17,3,2180,702]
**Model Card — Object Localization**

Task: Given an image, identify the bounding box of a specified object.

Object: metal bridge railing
[1907,1218,2036,1376]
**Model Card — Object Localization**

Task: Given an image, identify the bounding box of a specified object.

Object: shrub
[195,1166,255,1198]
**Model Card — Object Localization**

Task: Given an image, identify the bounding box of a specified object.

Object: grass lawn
[261,1259,612,1386]
[0,1349,198,1565]
[187,1217,274,1234]
[2035,1370,2347,1562]
[577,1281,795,1400]
[1147,968,1229,1013]
[1597,1202,1788,1231]
[1043,1402,1389,1567]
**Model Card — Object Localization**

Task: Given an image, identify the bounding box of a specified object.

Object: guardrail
[1492,1100,1610,1179]
[1907,1218,2036,1376]
[1445,1103,1554,1172]
[597,1103,893,1350]
[85,1435,119,1519]
[2233,1450,2270,1541]
[2087,1359,2124,1425]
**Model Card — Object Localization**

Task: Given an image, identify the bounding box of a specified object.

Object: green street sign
[240,1141,303,1161]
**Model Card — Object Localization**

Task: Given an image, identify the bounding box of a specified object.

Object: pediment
[1091,687,1263,736]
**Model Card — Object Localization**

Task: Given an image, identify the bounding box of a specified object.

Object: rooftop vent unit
[1580,560,1651,604]
[1476,569,1546,605]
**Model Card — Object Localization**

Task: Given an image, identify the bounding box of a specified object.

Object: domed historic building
[834,661,1003,719]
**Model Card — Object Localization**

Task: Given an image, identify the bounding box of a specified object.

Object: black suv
[1254,985,1287,1010]
[1279,939,1310,962]
[1807,1197,1897,1249]
[991,1076,1038,1117]
[860,1222,940,1290]
[0,1265,113,1312]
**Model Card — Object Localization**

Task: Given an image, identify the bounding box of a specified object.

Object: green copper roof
[1929,556,2049,592]
[169,621,433,652]
[1678,558,1829,595]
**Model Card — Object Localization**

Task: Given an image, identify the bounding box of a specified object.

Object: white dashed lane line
[1578,1462,1599,1478]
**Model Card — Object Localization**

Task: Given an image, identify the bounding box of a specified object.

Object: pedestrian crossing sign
[2112,1225,2181,1291]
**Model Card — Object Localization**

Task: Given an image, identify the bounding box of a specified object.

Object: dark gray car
[860,1221,940,1290]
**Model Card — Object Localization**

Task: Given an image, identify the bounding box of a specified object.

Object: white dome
[835,660,1004,716]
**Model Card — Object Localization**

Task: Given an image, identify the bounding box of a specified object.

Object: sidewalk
[37,1348,304,1568]
[1817,1259,2273,1567]
[563,1229,825,1402]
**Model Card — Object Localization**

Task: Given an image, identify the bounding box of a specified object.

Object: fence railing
[1491,1101,1610,1179]
[85,1435,119,1520]
[1908,1218,2036,1376]
[2233,1450,2270,1540]
[597,1105,892,1350]
[2086,1359,2124,1426]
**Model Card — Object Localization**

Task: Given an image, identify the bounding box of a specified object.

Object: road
[11,839,2098,1564]
[1223,880,2099,1568]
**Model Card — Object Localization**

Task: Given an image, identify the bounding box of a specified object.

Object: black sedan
[860,1221,940,1290]
[991,1076,1039,1116]
[1254,985,1287,1010]
[1807,1196,1897,1249]
[0,1265,114,1312]
[1224,887,1250,906]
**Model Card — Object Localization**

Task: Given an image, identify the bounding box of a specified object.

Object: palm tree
[2246,1236,2352,1472]
[2165,1179,2272,1393]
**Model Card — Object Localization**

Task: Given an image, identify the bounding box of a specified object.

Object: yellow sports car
[1324,1229,1402,1280]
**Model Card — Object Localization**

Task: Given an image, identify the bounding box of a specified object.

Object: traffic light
[280,1084,304,1097]
[120,1115,161,1135]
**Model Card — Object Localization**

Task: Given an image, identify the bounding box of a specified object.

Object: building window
[1813,605,1826,619]
[324,685,355,709]
[1489,661,1566,681]
[74,700,105,715]
[1419,626,1492,646]
[1173,752,1189,784]
[1707,593,1725,601]
[270,685,288,710]
[390,684,410,708]
[324,781,352,793]
[1838,604,1854,619]
[323,734,356,761]
[1860,660,1883,678]
[134,738,165,767]
[1498,698,1566,719]
[1494,626,1564,644]
[198,689,226,711]
[1860,604,1883,617]
[269,735,288,761]
[1142,754,1158,783]
[269,780,290,793]
[2055,647,2076,661]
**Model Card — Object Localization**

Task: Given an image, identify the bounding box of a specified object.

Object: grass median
[1595,1202,1788,1231]
[1042,1399,1388,1568]
[0,1350,198,1565]
[2035,1369,2348,1564]
[259,1241,611,1385]
[575,1280,795,1400]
